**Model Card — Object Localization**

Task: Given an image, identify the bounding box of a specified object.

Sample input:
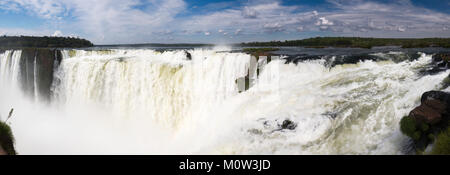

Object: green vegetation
[0,121,16,155]
[0,36,93,48]
[419,123,429,132]
[241,37,450,49]
[400,116,417,139]
[431,127,450,155]
[400,114,450,154]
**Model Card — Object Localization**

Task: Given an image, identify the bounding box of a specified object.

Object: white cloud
[68,0,186,43]
[242,6,258,18]
[263,22,285,32]
[180,2,315,35]
[312,10,318,16]
[234,29,242,35]
[52,30,62,36]
[0,0,67,19]
[0,0,187,43]
[320,0,450,35]
[316,17,334,26]
[1,0,450,43]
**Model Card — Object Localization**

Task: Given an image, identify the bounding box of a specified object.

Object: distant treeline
[241,37,450,49]
[0,36,94,48]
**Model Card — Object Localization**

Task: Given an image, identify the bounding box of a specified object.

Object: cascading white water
[1,49,448,154]
[33,55,39,102]
[212,54,448,154]
[53,49,251,128]
[0,50,22,89]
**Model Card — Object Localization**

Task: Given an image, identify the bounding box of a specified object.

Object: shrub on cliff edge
[431,127,450,155]
[0,121,16,155]
[400,116,418,139]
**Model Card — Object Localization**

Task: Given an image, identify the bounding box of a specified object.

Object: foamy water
[0,49,447,154]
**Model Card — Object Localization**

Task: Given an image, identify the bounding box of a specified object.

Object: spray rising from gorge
[0,47,449,154]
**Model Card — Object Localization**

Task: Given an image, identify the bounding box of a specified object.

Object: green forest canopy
[241,37,450,49]
[0,36,93,48]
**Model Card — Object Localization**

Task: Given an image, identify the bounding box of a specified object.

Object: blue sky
[0,0,449,44]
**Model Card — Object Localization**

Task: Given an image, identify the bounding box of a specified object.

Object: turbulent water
[0,48,448,154]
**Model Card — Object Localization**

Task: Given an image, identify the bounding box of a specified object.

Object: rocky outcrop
[184,51,192,60]
[18,48,63,101]
[409,99,445,125]
[401,90,450,154]
[401,55,450,154]
[408,91,450,125]
[280,120,297,130]
[421,90,450,104]
[432,53,450,65]
[425,53,450,75]
[235,55,278,93]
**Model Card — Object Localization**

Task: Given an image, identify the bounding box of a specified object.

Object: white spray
[0,49,447,155]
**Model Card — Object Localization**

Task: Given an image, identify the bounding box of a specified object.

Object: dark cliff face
[18,48,63,101]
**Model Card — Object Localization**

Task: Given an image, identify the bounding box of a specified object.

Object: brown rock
[424,99,447,114]
[409,101,443,124]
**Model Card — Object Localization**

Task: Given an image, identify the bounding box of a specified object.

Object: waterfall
[1,48,449,154]
[33,55,39,102]
[54,49,252,128]
[0,50,22,89]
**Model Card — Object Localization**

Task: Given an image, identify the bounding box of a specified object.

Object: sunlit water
[0,48,448,154]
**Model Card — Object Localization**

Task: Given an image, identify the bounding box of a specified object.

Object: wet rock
[421,91,450,105]
[425,53,450,74]
[185,51,192,60]
[284,55,322,64]
[323,112,338,119]
[409,53,422,61]
[235,76,250,93]
[409,91,450,125]
[409,102,442,125]
[331,54,379,66]
[400,138,416,155]
[401,90,450,153]
[280,120,297,130]
[432,53,450,63]
[19,48,62,101]
[256,118,297,133]
[423,99,447,114]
